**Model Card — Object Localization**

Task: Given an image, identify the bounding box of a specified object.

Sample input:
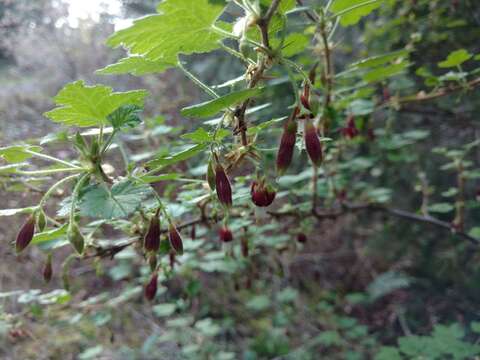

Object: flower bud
[276,117,298,175]
[168,223,183,254]
[297,233,307,244]
[219,226,233,243]
[207,159,216,191]
[37,211,47,233]
[67,223,84,255]
[341,116,359,139]
[148,253,157,272]
[301,87,311,111]
[16,215,35,253]
[304,121,323,166]
[144,272,158,301]
[250,180,276,207]
[215,164,232,207]
[144,210,160,253]
[43,254,53,283]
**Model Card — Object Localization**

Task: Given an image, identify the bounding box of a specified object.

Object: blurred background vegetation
[1,0,480,359]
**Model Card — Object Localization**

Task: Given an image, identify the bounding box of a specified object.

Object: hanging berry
[144,209,160,253]
[304,121,323,166]
[16,215,35,253]
[215,163,233,207]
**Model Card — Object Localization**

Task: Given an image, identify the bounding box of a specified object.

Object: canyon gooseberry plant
[1,0,480,299]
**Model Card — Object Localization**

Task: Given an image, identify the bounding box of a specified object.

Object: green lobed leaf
[272,33,310,57]
[350,49,409,69]
[79,179,152,219]
[0,145,42,163]
[181,88,262,118]
[106,0,227,63]
[363,62,409,82]
[97,56,176,76]
[44,81,148,127]
[107,105,143,130]
[261,0,296,14]
[438,49,473,68]
[330,0,384,26]
[31,225,68,245]
[428,203,454,214]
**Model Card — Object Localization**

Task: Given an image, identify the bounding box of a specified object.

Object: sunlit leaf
[97,56,175,76]
[0,145,42,163]
[44,81,148,127]
[79,179,152,219]
[106,0,227,63]
[331,0,384,26]
[438,49,472,68]
[181,89,262,118]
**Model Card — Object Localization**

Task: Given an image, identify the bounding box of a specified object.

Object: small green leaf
[146,144,207,169]
[331,0,384,27]
[44,81,148,127]
[375,347,403,360]
[153,303,176,317]
[468,227,480,239]
[438,49,473,68]
[261,0,296,14]
[181,128,212,143]
[97,56,175,76]
[31,225,68,245]
[428,203,454,213]
[363,62,409,83]
[79,179,152,219]
[107,105,143,130]
[106,0,227,62]
[272,33,310,57]
[181,88,262,118]
[0,145,42,163]
[351,49,409,69]
[246,295,271,311]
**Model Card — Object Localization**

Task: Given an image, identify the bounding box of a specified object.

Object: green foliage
[2,0,480,358]
[181,88,262,118]
[106,0,227,64]
[44,81,148,127]
[376,324,480,360]
[0,145,42,163]
[79,179,152,219]
[330,0,385,26]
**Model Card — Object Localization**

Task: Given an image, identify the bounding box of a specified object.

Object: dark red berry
[304,121,323,166]
[215,164,232,207]
[297,233,307,243]
[251,180,276,207]
[342,116,359,139]
[145,272,158,301]
[16,215,35,253]
[144,210,160,252]
[168,223,183,254]
[276,115,298,175]
[219,226,233,242]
